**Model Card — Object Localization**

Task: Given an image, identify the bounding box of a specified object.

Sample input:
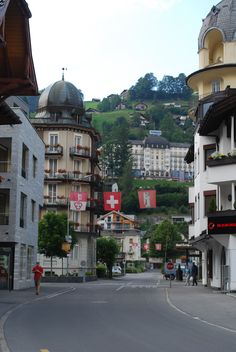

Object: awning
[0,102,21,125]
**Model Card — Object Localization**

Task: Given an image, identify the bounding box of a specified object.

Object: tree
[129,73,157,101]
[97,237,120,279]
[148,220,182,261]
[38,212,76,275]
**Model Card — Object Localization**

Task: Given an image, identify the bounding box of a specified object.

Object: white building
[185,0,236,291]
[131,135,194,180]
[97,211,142,263]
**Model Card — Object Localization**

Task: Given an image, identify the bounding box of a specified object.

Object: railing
[69,147,90,158]
[44,171,102,183]
[44,198,68,206]
[74,224,100,234]
[45,145,63,156]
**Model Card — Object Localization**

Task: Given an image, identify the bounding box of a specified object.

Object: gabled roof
[97,210,136,223]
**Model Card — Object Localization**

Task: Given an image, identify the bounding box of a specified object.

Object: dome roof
[38,80,83,110]
[198,0,236,50]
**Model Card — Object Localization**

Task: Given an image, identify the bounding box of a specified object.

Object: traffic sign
[166,262,174,270]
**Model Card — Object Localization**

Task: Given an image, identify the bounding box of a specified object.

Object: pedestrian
[32,261,43,295]
[185,266,191,286]
[191,262,198,286]
[176,264,183,281]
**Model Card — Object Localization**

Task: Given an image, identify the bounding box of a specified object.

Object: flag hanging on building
[138,190,156,209]
[69,192,87,211]
[104,192,121,211]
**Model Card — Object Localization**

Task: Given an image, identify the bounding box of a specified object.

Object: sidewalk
[164,278,236,332]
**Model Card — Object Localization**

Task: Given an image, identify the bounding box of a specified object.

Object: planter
[207,157,236,167]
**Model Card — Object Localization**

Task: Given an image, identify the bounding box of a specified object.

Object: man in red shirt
[32,262,43,295]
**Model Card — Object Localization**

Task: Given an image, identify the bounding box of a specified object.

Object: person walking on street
[185,266,191,286]
[191,262,198,286]
[32,261,43,295]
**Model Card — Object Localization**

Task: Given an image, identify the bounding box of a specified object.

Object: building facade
[31,79,102,277]
[185,0,236,291]
[97,211,142,264]
[131,135,194,180]
[0,99,44,290]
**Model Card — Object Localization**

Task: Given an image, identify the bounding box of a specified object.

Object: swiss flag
[104,192,121,211]
[138,190,156,209]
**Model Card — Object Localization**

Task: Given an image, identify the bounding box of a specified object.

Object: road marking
[91,301,108,304]
[40,350,50,352]
[165,288,236,334]
[116,285,125,291]
[0,287,76,352]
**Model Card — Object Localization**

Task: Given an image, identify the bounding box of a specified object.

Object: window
[212,79,221,93]
[32,155,37,178]
[75,135,81,147]
[49,159,57,176]
[204,144,216,170]
[21,144,29,178]
[49,134,58,150]
[0,190,9,225]
[31,200,36,222]
[20,193,27,228]
[48,184,57,203]
[204,191,216,216]
[0,139,11,172]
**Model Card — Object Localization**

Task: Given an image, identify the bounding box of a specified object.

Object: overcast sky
[27,0,217,101]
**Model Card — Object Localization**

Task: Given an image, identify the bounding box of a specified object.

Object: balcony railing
[44,197,68,206]
[45,145,63,156]
[69,146,90,158]
[44,171,102,183]
[74,224,100,234]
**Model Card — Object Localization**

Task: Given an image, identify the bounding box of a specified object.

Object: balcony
[206,157,236,184]
[44,171,102,186]
[44,197,68,207]
[73,224,100,235]
[69,146,90,159]
[45,145,63,157]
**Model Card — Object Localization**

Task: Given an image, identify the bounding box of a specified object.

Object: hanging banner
[104,192,121,211]
[69,192,87,211]
[155,243,162,251]
[143,243,149,251]
[138,190,156,209]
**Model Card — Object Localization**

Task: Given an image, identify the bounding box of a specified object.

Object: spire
[62,67,67,81]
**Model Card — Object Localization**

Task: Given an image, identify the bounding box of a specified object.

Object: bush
[96,263,107,278]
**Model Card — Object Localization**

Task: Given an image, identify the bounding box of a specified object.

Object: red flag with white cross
[103,192,121,211]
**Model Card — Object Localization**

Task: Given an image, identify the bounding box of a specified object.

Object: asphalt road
[4,272,236,352]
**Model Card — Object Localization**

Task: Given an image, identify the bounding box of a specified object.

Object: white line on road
[165,288,236,334]
[0,287,76,352]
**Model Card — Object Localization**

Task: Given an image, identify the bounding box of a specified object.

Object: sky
[26,0,218,101]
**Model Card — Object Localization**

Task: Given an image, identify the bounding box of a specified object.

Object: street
[3,271,236,352]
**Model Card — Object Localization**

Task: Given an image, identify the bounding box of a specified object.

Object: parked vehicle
[112,266,122,275]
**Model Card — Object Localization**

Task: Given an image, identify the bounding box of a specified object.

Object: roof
[0,0,38,98]
[0,102,21,125]
[184,144,194,164]
[97,210,136,223]
[144,135,170,148]
[38,80,83,111]
[198,0,236,50]
[199,93,236,135]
